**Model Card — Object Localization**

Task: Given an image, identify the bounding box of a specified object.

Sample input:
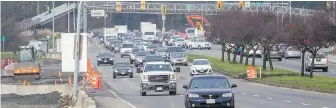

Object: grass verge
[186,54,336,94]
[1,52,18,60]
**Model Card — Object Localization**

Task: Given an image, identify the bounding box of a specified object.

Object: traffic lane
[186,49,336,78]
[89,44,187,108]
[178,66,313,108]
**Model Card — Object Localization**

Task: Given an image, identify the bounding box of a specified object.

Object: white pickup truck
[185,37,211,50]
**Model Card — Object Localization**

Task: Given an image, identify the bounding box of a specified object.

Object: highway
[186,45,336,78]
[88,37,336,108]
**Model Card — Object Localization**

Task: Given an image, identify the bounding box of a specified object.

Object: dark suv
[96,52,114,66]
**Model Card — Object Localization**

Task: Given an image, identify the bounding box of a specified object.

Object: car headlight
[112,44,115,47]
[114,70,119,72]
[110,58,113,60]
[143,75,149,79]
[169,74,176,79]
[222,93,233,97]
[188,94,199,98]
[98,58,102,60]
[128,69,132,72]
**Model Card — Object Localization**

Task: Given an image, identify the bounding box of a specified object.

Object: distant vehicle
[120,43,134,58]
[166,46,185,60]
[186,38,211,50]
[113,42,122,53]
[284,47,301,59]
[138,62,180,96]
[96,52,114,66]
[168,35,180,46]
[169,52,188,66]
[183,75,237,108]
[134,51,151,67]
[113,62,133,78]
[189,59,212,76]
[267,47,282,61]
[129,47,145,64]
[144,55,165,64]
[146,44,160,54]
[305,53,328,72]
[278,44,288,57]
[173,38,185,47]
[12,46,41,80]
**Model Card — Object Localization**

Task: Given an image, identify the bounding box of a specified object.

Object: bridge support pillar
[162,15,166,33]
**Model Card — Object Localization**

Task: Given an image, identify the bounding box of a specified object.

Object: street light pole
[289,1,292,23]
[68,1,70,33]
[52,1,55,52]
[74,1,83,99]
[83,1,87,33]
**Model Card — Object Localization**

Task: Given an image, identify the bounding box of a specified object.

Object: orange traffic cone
[68,76,72,85]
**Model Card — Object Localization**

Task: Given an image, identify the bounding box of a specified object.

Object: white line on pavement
[95,39,137,108]
[322,107,329,108]
[253,95,259,97]
[282,100,291,103]
[241,93,246,95]
[266,97,273,100]
[300,103,310,106]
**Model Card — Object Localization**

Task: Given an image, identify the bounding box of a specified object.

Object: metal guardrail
[86,1,316,16]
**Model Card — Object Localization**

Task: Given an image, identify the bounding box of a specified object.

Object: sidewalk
[327,54,336,64]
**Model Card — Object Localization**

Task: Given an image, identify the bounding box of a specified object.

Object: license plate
[201,70,204,72]
[104,61,107,62]
[121,73,125,74]
[156,87,163,91]
[206,99,215,104]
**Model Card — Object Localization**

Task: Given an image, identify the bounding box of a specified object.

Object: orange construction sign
[246,66,257,79]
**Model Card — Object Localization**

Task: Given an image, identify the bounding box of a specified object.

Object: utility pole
[73,1,76,32]
[281,1,284,23]
[52,1,55,52]
[74,1,83,99]
[37,1,40,14]
[289,1,292,23]
[83,1,87,33]
[333,1,335,25]
[68,1,70,33]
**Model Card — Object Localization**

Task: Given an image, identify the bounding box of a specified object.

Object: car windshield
[172,53,185,58]
[193,60,209,65]
[167,47,184,52]
[309,54,326,58]
[144,64,172,72]
[176,38,184,41]
[187,29,195,33]
[157,48,166,52]
[20,49,33,61]
[115,63,130,68]
[136,52,150,56]
[98,53,112,57]
[122,44,134,48]
[123,36,133,40]
[190,78,230,89]
[144,32,154,35]
[146,56,164,62]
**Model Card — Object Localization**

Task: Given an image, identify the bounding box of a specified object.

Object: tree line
[207,10,336,78]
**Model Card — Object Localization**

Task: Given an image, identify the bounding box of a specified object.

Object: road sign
[256,1,264,5]
[90,10,105,17]
[1,36,5,42]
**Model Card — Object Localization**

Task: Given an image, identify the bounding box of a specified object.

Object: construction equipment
[12,46,41,80]
[185,15,209,28]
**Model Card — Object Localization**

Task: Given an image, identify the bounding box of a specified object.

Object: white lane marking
[266,97,273,100]
[322,107,329,108]
[180,95,184,96]
[253,95,259,97]
[96,40,137,108]
[103,84,137,108]
[241,93,246,95]
[282,100,291,103]
[300,103,310,106]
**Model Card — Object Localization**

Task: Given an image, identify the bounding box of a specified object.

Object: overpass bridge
[86,1,315,16]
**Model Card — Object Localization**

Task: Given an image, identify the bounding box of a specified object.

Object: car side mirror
[183,85,188,89]
[231,84,237,88]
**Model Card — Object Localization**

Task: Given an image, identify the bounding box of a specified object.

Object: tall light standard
[52,1,55,52]
[74,1,83,99]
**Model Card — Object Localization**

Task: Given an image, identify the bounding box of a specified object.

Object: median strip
[186,54,336,94]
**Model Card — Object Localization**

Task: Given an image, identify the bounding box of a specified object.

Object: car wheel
[189,45,192,50]
[278,58,282,61]
[111,61,114,65]
[129,75,133,78]
[135,64,138,67]
[208,48,211,50]
[184,63,188,66]
[169,91,176,95]
[114,51,116,53]
[190,73,193,76]
[185,44,188,49]
[97,63,100,66]
[113,73,116,79]
[121,55,123,58]
[198,46,202,50]
[141,91,147,96]
[130,60,133,64]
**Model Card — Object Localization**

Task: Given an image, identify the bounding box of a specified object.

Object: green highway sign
[1,35,5,42]
[256,1,264,5]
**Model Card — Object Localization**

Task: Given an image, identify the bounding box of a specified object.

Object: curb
[74,90,96,108]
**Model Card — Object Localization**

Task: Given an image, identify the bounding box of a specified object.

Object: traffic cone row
[84,58,101,92]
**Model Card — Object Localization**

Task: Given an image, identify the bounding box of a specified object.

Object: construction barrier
[246,66,257,79]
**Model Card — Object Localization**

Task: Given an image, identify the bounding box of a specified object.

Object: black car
[144,55,165,64]
[183,75,237,108]
[130,47,145,64]
[134,51,151,67]
[113,62,134,78]
[96,52,114,66]
[148,44,161,54]
[109,40,121,51]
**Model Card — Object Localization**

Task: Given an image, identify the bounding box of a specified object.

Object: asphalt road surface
[186,45,336,78]
[88,38,336,108]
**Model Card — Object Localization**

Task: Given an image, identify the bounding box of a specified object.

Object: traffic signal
[217,1,222,9]
[326,1,331,9]
[141,1,146,11]
[196,22,201,31]
[238,1,244,9]
[161,4,166,15]
[116,2,121,12]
